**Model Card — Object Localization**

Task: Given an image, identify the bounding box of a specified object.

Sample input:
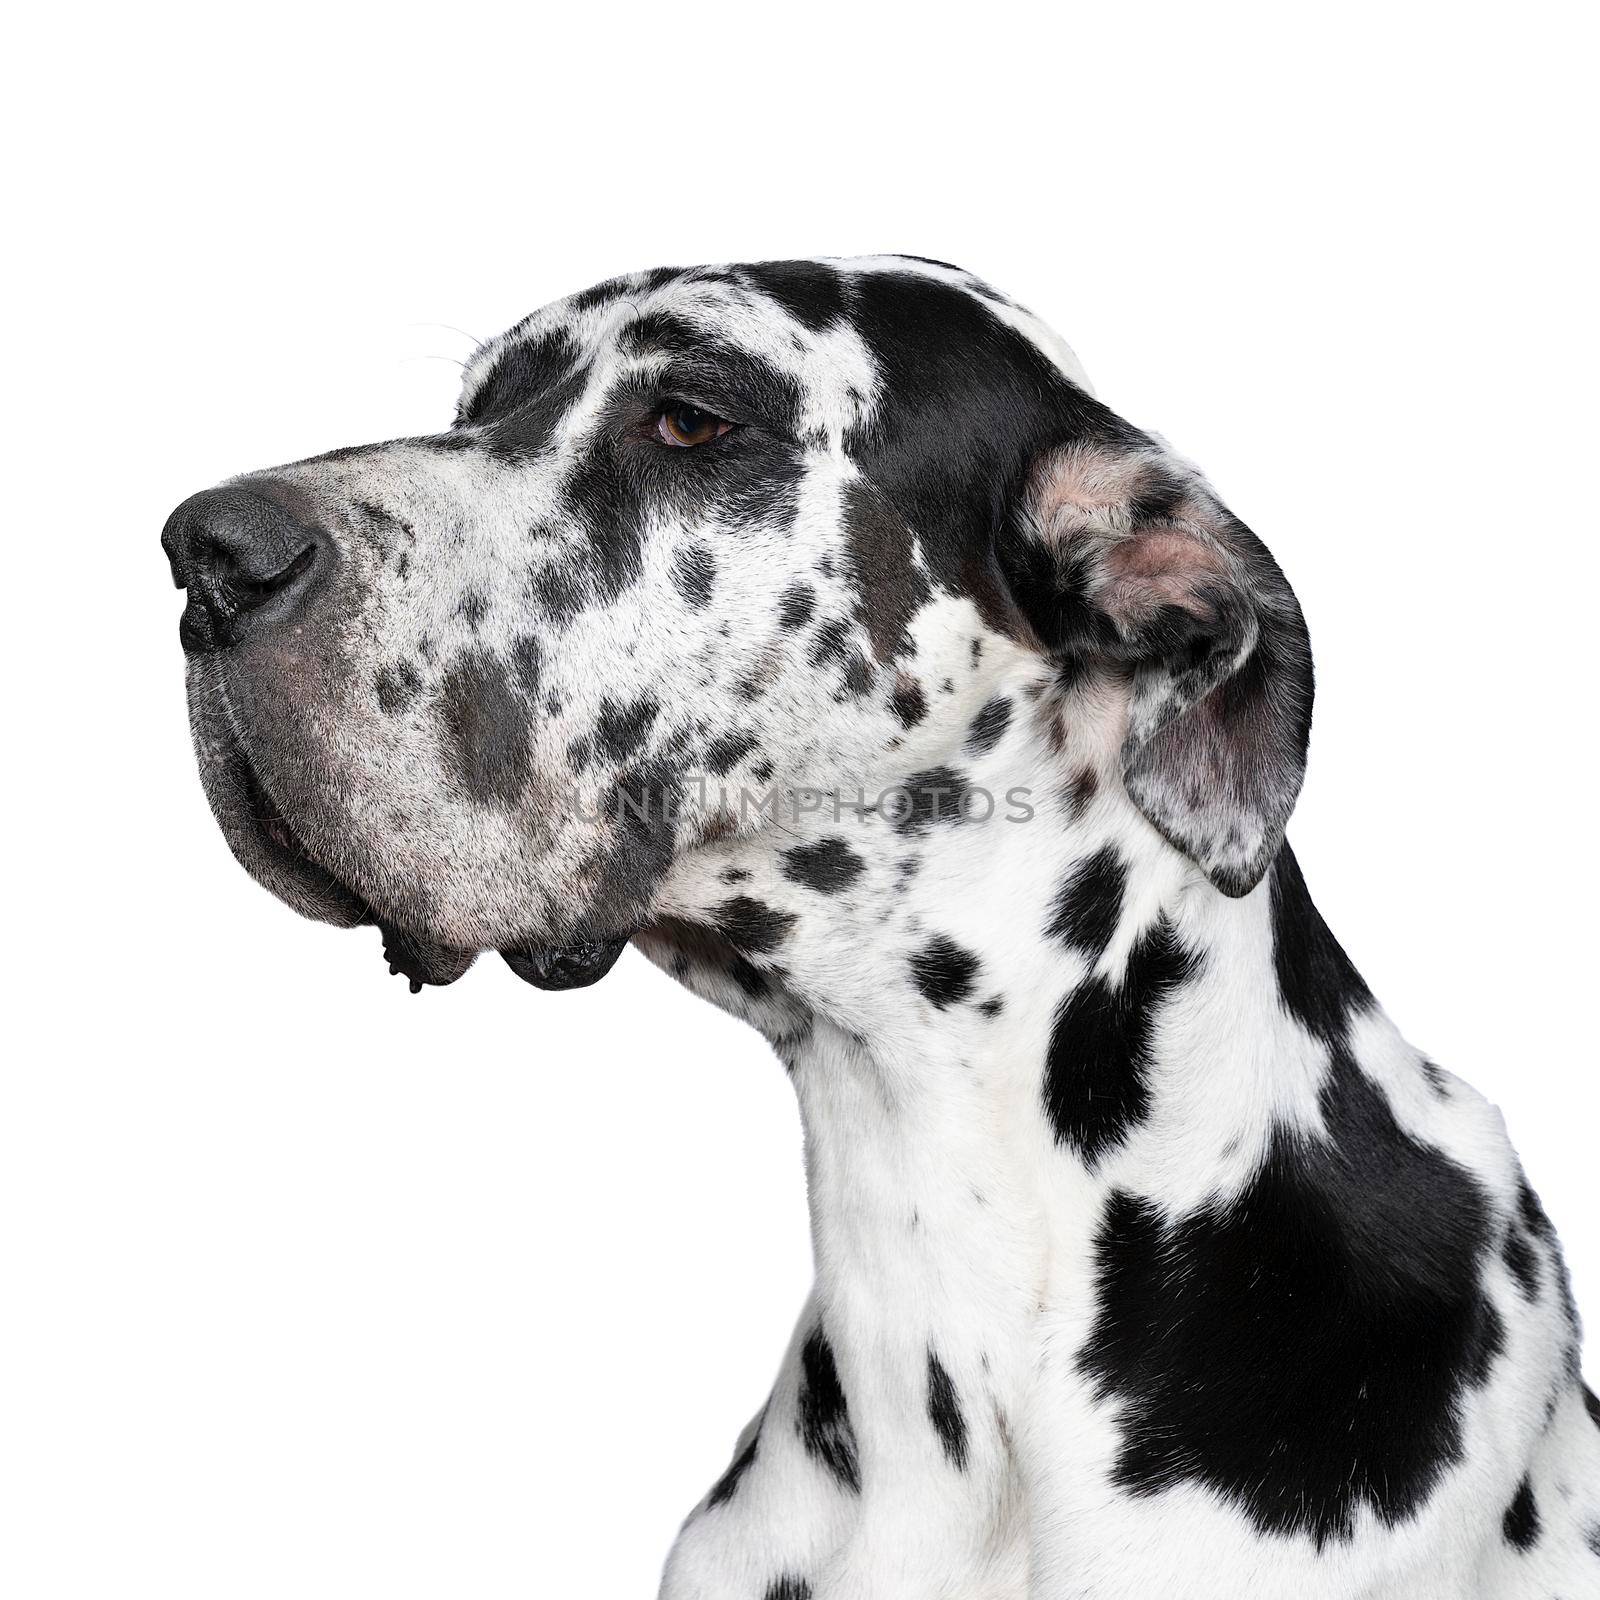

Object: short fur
[163,257,1599,1597]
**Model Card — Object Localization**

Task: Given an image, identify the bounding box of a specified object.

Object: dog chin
[192,719,628,995]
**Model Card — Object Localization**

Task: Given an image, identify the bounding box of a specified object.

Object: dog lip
[499,938,629,990]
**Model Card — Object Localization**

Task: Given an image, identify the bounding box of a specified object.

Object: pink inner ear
[1031,441,1152,518]
[1101,529,1227,626]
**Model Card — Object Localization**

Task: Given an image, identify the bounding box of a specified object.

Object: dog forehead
[457,257,1091,435]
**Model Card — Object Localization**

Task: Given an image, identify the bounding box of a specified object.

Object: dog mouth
[199,718,626,994]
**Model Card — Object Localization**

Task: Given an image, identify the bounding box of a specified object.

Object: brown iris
[656,404,734,447]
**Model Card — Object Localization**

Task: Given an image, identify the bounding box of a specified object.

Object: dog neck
[639,653,1357,1184]
[637,653,1540,1566]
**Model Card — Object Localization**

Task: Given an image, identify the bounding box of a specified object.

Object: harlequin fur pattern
[162,257,1599,1597]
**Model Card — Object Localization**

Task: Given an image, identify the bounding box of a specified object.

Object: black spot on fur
[909,936,980,1009]
[782,837,865,894]
[375,659,422,715]
[741,259,847,331]
[841,654,874,697]
[891,676,927,728]
[778,582,817,630]
[926,1351,970,1470]
[965,695,1012,755]
[890,767,972,835]
[843,270,1111,628]
[978,996,1005,1018]
[714,896,795,955]
[530,556,588,623]
[810,617,852,666]
[459,327,583,429]
[438,648,532,804]
[1044,917,1196,1163]
[595,696,660,761]
[672,544,717,609]
[1063,768,1099,819]
[1502,1476,1541,1551]
[508,635,541,702]
[1585,1384,1600,1430]
[704,730,758,776]
[839,478,930,661]
[1079,1034,1505,1546]
[763,1579,812,1600]
[1518,1178,1556,1241]
[1270,845,1374,1044]
[1503,1226,1542,1300]
[706,1418,761,1509]
[1047,845,1128,966]
[456,588,489,630]
[796,1328,860,1494]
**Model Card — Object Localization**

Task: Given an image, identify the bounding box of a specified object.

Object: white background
[3,4,1595,1595]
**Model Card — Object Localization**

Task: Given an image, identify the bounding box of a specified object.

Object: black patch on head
[965,695,1012,755]
[978,996,1005,1018]
[713,896,796,955]
[839,478,931,661]
[706,1418,761,1509]
[890,767,972,836]
[1270,846,1374,1044]
[510,635,542,702]
[778,582,817,630]
[890,676,927,728]
[1502,1476,1541,1551]
[1079,1032,1505,1546]
[375,659,422,715]
[529,555,588,624]
[595,696,660,761]
[782,837,865,895]
[438,647,532,804]
[926,1351,970,1470]
[843,270,1107,623]
[672,544,717,609]
[1047,845,1128,967]
[704,730,758,776]
[741,259,848,331]
[909,935,980,1009]
[1503,1226,1542,1301]
[460,327,585,430]
[796,1328,860,1494]
[1043,916,1196,1163]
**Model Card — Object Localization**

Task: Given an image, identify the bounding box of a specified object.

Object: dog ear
[1000,436,1314,897]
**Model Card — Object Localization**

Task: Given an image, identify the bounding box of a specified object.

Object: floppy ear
[1002,436,1314,897]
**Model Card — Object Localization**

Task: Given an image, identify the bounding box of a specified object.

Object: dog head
[163,257,1312,990]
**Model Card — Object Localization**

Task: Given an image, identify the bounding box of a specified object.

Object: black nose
[162,486,325,651]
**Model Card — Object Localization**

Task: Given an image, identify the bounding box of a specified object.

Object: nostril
[163,485,327,650]
[205,535,317,608]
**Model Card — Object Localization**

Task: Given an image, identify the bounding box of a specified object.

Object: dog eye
[656,404,735,448]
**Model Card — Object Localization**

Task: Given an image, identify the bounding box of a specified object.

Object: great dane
[162,257,1599,1597]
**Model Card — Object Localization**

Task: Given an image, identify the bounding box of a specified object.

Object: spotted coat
[164,257,1600,1598]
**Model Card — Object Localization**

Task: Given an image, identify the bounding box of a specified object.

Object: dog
[162,257,1599,1598]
